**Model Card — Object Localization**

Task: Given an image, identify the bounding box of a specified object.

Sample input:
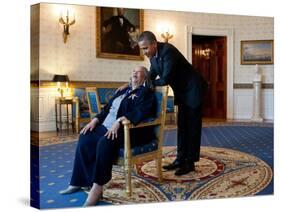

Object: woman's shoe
[81,186,91,192]
[83,191,103,207]
[60,186,81,194]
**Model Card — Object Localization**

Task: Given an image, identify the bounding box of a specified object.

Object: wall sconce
[200,48,212,59]
[59,10,75,43]
[161,30,173,43]
[53,74,70,99]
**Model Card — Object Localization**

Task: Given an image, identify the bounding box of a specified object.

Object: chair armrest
[122,118,162,129]
[73,96,79,102]
[121,119,132,126]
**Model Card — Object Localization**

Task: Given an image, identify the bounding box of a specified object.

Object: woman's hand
[104,120,121,140]
[115,83,129,93]
[80,118,99,135]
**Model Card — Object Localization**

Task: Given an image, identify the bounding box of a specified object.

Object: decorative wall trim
[186,26,234,119]
[30,80,127,88]
[30,81,274,89]
[234,83,274,89]
[262,84,274,89]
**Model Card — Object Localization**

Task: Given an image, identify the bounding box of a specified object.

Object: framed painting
[96,7,144,60]
[241,40,274,65]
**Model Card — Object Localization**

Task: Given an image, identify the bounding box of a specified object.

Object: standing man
[138,31,207,176]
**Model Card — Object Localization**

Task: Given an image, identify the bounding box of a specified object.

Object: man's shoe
[60,186,81,194]
[163,159,182,170]
[174,163,195,176]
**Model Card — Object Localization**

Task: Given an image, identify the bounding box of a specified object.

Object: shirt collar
[127,84,144,92]
[155,50,159,59]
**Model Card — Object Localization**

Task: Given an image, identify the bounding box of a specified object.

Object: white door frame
[186,26,234,119]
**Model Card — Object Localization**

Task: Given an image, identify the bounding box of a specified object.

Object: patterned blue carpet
[31,125,273,209]
[165,126,273,167]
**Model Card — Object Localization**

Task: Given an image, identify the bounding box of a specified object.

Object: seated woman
[60,66,156,206]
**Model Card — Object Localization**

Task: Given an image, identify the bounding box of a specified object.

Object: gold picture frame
[241,40,274,65]
[96,7,144,60]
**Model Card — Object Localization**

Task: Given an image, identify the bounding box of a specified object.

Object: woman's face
[131,67,145,87]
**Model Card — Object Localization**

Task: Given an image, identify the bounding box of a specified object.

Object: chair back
[85,87,101,118]
[97,88,117,105]
[153,86,168,146]
[119,86,168,158]
[166,96,175,113]
[154,86,169,122]
[73,88,90,118]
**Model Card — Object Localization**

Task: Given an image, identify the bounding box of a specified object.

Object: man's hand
[104,120,121,140]
[115,83,129,93]
[80,118,99,135]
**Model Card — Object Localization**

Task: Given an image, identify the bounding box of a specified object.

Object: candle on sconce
[58,8,76,43]
[162,26,169,34]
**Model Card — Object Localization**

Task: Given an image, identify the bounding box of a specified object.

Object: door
[192,35,227,119]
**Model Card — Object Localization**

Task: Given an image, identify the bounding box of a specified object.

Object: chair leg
[123,123,132,197]
[157,153,163,182]
[124,163,132,197]
[174,106,178,125]
[76,118,79,134]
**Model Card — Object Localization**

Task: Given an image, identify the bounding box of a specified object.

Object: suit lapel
[155,42,164,74]
[124,86,141,100]
[151,57,161,73]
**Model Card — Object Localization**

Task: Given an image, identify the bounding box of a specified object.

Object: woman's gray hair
[129,66,153,89]
[140,66,153,89]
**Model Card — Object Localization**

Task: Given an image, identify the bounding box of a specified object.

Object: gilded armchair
[85,86,168,197]
[116,86,168,196]
[73,88,91,133]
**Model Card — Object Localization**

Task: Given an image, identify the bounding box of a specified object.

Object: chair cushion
[80,112,90,118]
[72,101,90,118]
[141,118,156,123]
[118,140,158,157]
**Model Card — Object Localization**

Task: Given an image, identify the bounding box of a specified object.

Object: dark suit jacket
[95,85,156,146]
[150,42,207,108]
